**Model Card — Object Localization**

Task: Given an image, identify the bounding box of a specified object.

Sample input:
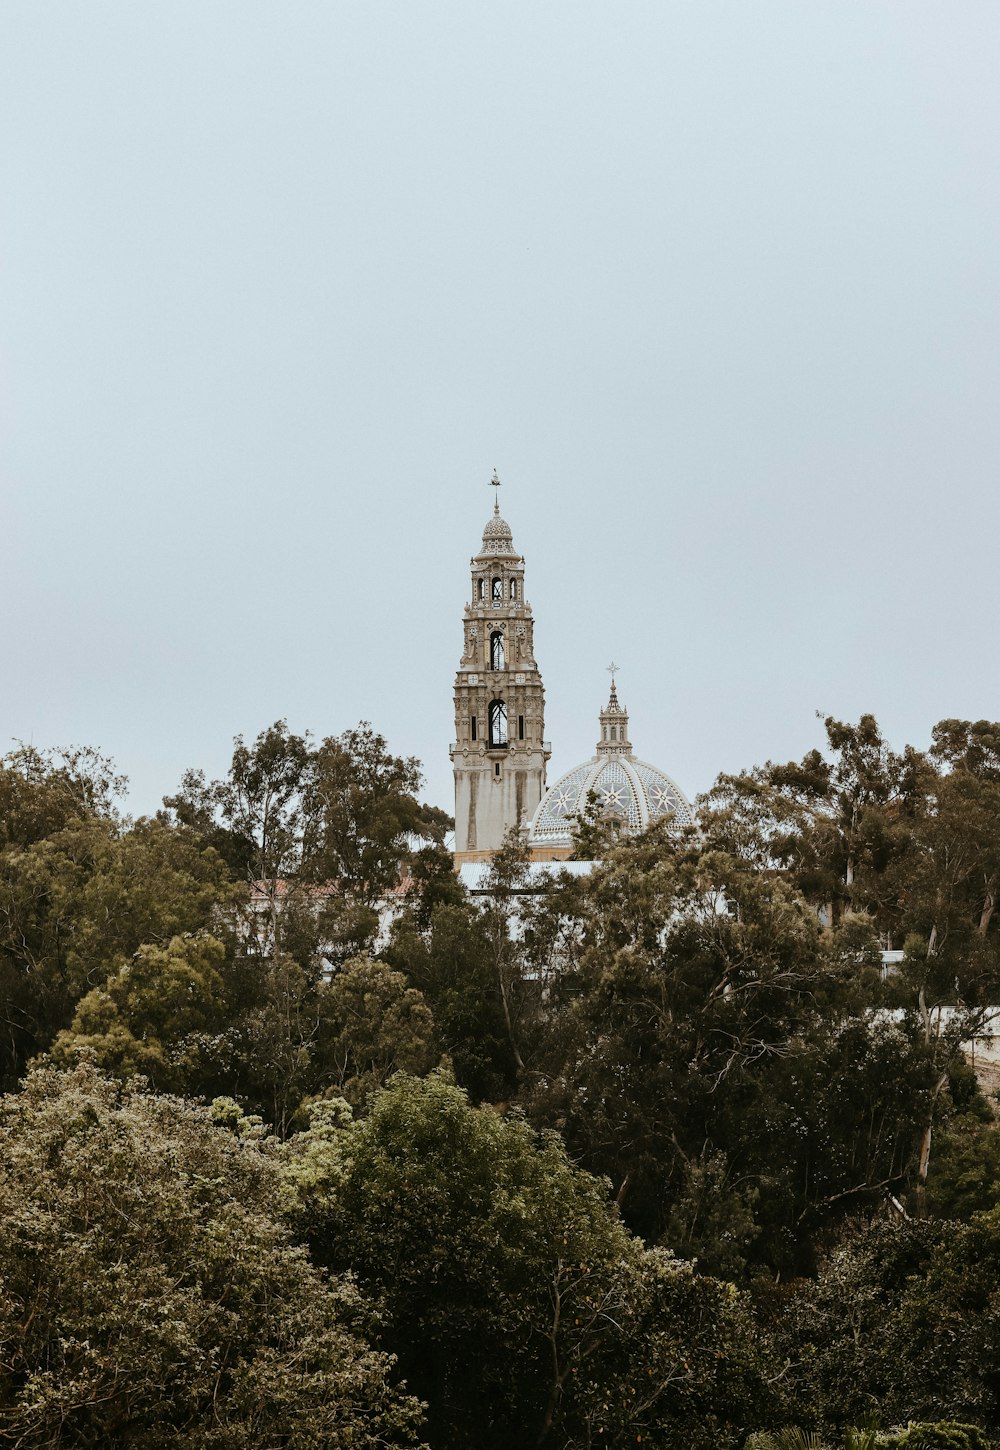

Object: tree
[0,1062,425,1448]
[388,900,517,1104]
[304,725,450,900]
[49,933,231,1093]
[476,829,534,1076]
[402,843,467,931]
[885,723,1000,1212]
[283,1071,774,1450]
[569,787,622,861]
[521,823,927,1270]
[0,742,126,848]
[0,812,238,1092]
[701,714,914,936]
[777,1213,1000,1436]
[314,953,437,1106]
[165,720,451,969]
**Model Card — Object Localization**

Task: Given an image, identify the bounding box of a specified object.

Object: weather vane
[490,469,501,493]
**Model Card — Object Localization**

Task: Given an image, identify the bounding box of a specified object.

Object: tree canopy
[0,1062,425,1448]
[5,712,1000,1445]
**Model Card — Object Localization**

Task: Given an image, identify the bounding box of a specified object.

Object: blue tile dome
[528,679,693,851]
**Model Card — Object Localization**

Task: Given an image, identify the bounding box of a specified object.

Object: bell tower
[452,475,550,862]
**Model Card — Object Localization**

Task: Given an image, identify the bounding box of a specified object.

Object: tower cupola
[479,498,516,556]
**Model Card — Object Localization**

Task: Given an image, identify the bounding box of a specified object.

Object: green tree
[886,724,1000,1212]
[314,953,437,1106]
[388,900,517,1104]
[0,810,237,1091]
[304,725,449,896]
[701,714,914,936]
[49,933,230,1092]
[0,1062,425,1448]
[165,720,450,969]
[778,1213,1000,1435]
[400,842,466,930]
[569,786,622,860]
[523,825,916,1268]
[283,1071,774,1450]
[0,743,125,848]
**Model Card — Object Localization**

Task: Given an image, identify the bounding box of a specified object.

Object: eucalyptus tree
[524,821,924,1271]
[700,713,915,935]
[886,720,1000,1212]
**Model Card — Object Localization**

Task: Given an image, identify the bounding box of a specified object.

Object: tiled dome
[528,679,694,851]
[529,754,693,847]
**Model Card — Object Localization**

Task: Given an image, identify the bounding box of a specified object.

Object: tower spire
[606,660,620,708]
[490,468,501,514]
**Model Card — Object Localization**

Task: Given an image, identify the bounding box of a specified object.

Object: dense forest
[4,714,1000,1448]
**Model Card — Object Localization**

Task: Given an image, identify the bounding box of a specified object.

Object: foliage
[744,1432,829,1450]
[314,953,437,1105]
[702,715,1000,1213]
[892,1428,991,1450]
[522,824,924,1270]
[49,932,230,1091]
[9,711,1000,1441]
[165,719,450,968]
[777,1213,1000,1434]
[283,1071,775,1450]
[924,1110,1000,1221]
[744,1423,991,1449]
[0,1062,425,1447]
[0,743,126,846]
[0,804,238,1091]
[388,901,517,1103]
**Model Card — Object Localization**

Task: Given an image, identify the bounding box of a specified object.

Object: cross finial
[607,661,620,683]
[490,469,501,514]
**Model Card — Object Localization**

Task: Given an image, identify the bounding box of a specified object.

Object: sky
[1,3,998,821]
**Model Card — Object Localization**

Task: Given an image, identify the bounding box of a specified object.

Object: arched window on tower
[490,631,505,671]
[492,577,503,603]
[510,579,517,601]
[489,700,508,747]
[478,579,484,601]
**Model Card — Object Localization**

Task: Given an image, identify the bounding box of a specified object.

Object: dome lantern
[597,664,631,756]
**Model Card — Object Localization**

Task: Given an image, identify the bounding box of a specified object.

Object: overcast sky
[2,3,998,820]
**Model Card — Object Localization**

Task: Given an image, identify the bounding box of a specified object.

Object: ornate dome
[528,680,694,852]
[478,500,515,555]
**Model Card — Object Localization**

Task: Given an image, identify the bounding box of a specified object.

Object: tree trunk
[615,1169,633,1210]
[495,949,525,1073]
[536,1266,565,1447]
[979,874,997,937]
[914,1068,949,1218]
